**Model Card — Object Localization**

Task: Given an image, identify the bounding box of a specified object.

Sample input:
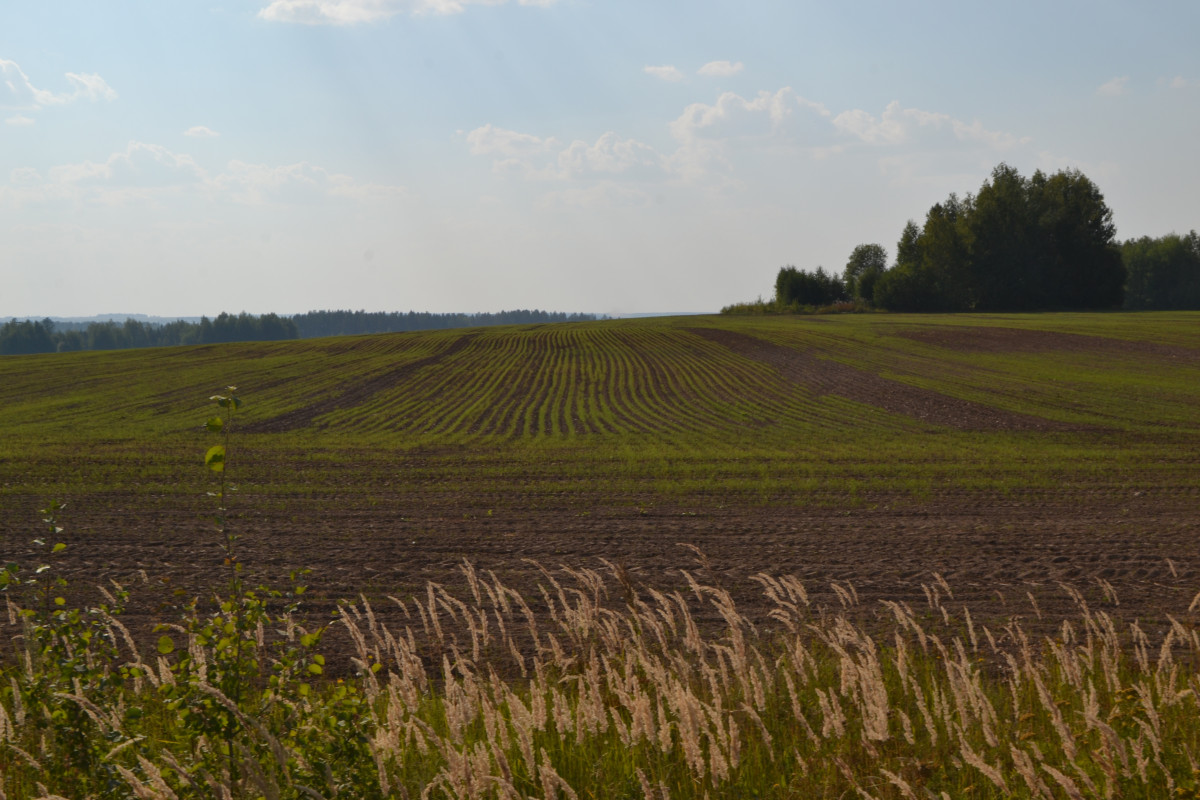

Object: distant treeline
[291,309,599,339]
[0,309,601,355]
[726,163,1200,314]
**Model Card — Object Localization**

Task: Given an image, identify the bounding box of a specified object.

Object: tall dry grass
[2,558,1200,799]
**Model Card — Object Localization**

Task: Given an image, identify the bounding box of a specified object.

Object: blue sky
[2,0,1198,316]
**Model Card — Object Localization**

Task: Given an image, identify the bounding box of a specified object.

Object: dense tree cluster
[842,244,887,303]
[747,163,1198,315]
[1121,231,1200,310]
[1,309,601,355]
[871,164,1125,311]
[0,319,57,355]
[773,266,847,307]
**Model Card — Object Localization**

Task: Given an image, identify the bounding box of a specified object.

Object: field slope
[0,311,1197,625]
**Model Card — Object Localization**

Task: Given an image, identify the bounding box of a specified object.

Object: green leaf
[300,633,319,648]
[157,635,175,655]
[205,445,226,472]
[54,596,65,606]
[205,417,224,433]
[51,543,66,553]
[312,654,325,666]
[307,663,323,675]
[297,683,311,697]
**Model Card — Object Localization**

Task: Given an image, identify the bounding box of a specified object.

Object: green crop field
[0,310,1196,618]
[1,311,1197,508]
[2,311,1200,799]
[0,310,1196,602]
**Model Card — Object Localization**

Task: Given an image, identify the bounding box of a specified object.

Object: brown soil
[690,327,1077,431]
[7,484,1196,669]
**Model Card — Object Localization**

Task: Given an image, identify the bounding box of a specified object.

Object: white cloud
[697,60,744,77]
[63,73,118,103]
[950,118,1029,149]
[831,100,1029,149]
[258,0,557,24]
[644,65,685,83]
[464,89,1032,197]
[1097,76,1129,96]
[2,141,402,208]
[5,115,34,126]
[665,88,825,183]
[185,125,221,138]
[1169,75,1194,89]
[670,88,810,142]
[466,125,660,181]
[466,123,558,158]
[47,141,206,188]
[259,0,400,23]
[556,132,661,177]
[0,59,116,110]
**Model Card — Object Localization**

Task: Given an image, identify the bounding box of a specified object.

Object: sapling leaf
[52,543,66,553]
[157,635,175,655]
[307,663,323,676]
[205,417,224,433]
[54,597,65,606]
[205,445,226,472]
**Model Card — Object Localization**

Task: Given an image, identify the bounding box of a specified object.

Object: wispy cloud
[0,59,117,111]
[643,65,685,83]
[697,60,744,77]
[185,126,221,138]
[1096,76,1129,96]
[2,141,403,207]
[831,100,1030,149]
[258,0,558,24]
[466,88,1033,194]
[465,124,661,182]
[5,115,35,126]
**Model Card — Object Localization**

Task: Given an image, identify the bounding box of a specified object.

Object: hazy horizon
[3,1,1198,317]
[1,309,713,323]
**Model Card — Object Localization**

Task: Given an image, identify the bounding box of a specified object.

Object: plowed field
[1,312,1198,657]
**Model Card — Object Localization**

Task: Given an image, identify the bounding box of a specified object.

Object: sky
[2,1,1198,317]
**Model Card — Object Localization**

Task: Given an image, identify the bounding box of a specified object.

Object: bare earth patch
[8,481,1196,668]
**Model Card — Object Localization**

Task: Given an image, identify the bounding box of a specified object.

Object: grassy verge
[2,553,1199,799]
